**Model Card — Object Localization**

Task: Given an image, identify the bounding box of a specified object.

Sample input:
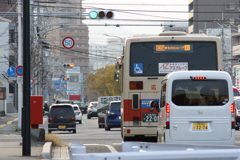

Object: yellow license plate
[58,125,66,129]
[193,123,208,130]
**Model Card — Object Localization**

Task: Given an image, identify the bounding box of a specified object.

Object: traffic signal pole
[22,0,31,156]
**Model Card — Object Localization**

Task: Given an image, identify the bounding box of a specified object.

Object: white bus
[114,31,223,142]
[155,71,235,145]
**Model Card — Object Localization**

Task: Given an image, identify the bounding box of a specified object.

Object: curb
[42,142,52,160]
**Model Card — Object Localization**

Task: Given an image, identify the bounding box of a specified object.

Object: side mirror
[150,101,160,112]
[114,70,120,82]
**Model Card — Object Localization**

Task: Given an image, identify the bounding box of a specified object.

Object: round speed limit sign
[62,37,75,49]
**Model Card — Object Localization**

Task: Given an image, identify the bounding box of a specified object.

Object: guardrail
[69,142,240,160]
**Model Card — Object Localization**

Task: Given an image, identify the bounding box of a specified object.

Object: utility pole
[22,0,31,156]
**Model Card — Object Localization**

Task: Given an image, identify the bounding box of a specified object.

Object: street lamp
[103,34,125,43]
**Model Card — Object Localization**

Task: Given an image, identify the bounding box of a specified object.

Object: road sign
[7,67,16,77]
[15,65,23,76]
[30,77,34,85]
[62,37,75,49]
[60,74,65,79]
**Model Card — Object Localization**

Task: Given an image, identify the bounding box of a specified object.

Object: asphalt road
[2,113,240,154]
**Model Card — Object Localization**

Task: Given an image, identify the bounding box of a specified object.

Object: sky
[82,0,189,45]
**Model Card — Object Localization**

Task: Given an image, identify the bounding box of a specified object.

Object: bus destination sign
[155,44,193,53]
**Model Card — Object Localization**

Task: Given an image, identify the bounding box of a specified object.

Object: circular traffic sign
[60,74,65,79]
[30,77,34,85]
[62,37,75,49]
[7,67,16,77]
[15,65,23,76]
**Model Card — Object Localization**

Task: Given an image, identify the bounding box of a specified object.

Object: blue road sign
[15,65,23,76]
[60,75,65,79]
[54,81,67,91]
[7,67,16,77]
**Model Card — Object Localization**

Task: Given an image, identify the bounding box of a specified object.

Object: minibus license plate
[193,123,208,130]
[143,113,158,122]
[59,125,66,129]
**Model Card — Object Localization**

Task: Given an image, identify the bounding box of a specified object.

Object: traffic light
[62,63,74,68]
[62,77,69,81]
[89,10,114,19]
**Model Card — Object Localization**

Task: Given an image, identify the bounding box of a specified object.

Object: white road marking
[103,144,118,153]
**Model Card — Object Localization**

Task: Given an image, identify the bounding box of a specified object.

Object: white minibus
[154,71,235,145]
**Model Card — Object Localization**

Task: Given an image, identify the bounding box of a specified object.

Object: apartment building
[188,0,239,33]
[42,0,89,101]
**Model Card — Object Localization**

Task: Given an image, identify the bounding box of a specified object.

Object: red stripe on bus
[123,99,158,121]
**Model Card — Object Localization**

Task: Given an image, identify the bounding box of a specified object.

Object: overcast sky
[82,0,189,44]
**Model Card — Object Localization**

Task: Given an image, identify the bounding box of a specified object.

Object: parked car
[87,101,98,119]
[97,105,108,128]
[233,86,240,97]
[73,101,87,114]
[72,104,82,124]
[48,104,76,133]
[105,101,121,131]
[235,96,240,130]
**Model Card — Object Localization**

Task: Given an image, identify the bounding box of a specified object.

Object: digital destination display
[155,44,193,53]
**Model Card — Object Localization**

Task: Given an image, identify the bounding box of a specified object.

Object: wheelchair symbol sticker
[134,63,143,74]
[62,37,75,49]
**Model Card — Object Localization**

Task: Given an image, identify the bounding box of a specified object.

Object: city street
[2,113,240,156]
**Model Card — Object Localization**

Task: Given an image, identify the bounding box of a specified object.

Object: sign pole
[18,0,23,130]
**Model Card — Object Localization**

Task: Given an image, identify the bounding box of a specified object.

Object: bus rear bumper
[123,126,157,137]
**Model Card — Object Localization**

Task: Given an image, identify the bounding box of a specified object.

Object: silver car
[87,101,98,119]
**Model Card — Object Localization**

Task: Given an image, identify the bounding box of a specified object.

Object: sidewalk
[0,141,44,160]
[0,114,48,160]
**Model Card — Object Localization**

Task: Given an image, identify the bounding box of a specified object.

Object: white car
[72,104,82,124]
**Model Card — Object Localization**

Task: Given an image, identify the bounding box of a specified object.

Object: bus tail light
[133,117,140,125]
[127,129,130,133]
[130,81,143,90]
[166,103,170,129]
[231,103,235,128]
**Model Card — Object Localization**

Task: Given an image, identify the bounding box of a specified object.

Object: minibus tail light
[166,103,170,129]
[231,103,235,128]
[166,104,170,113]
[130,81,143,90]
[231,103,234,113]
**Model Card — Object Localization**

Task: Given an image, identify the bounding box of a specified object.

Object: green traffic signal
[89,11,98,19]
[89,10,114,19]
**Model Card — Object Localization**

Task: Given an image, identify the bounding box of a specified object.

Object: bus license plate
[193,123,208,130]
[143,113,158,122]
[58,125,66,129]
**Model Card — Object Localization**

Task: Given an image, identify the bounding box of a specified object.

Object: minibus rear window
[172,80,229,106]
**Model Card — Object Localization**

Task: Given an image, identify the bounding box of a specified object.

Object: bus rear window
[130,42,217,76]
[171,80,228,106]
